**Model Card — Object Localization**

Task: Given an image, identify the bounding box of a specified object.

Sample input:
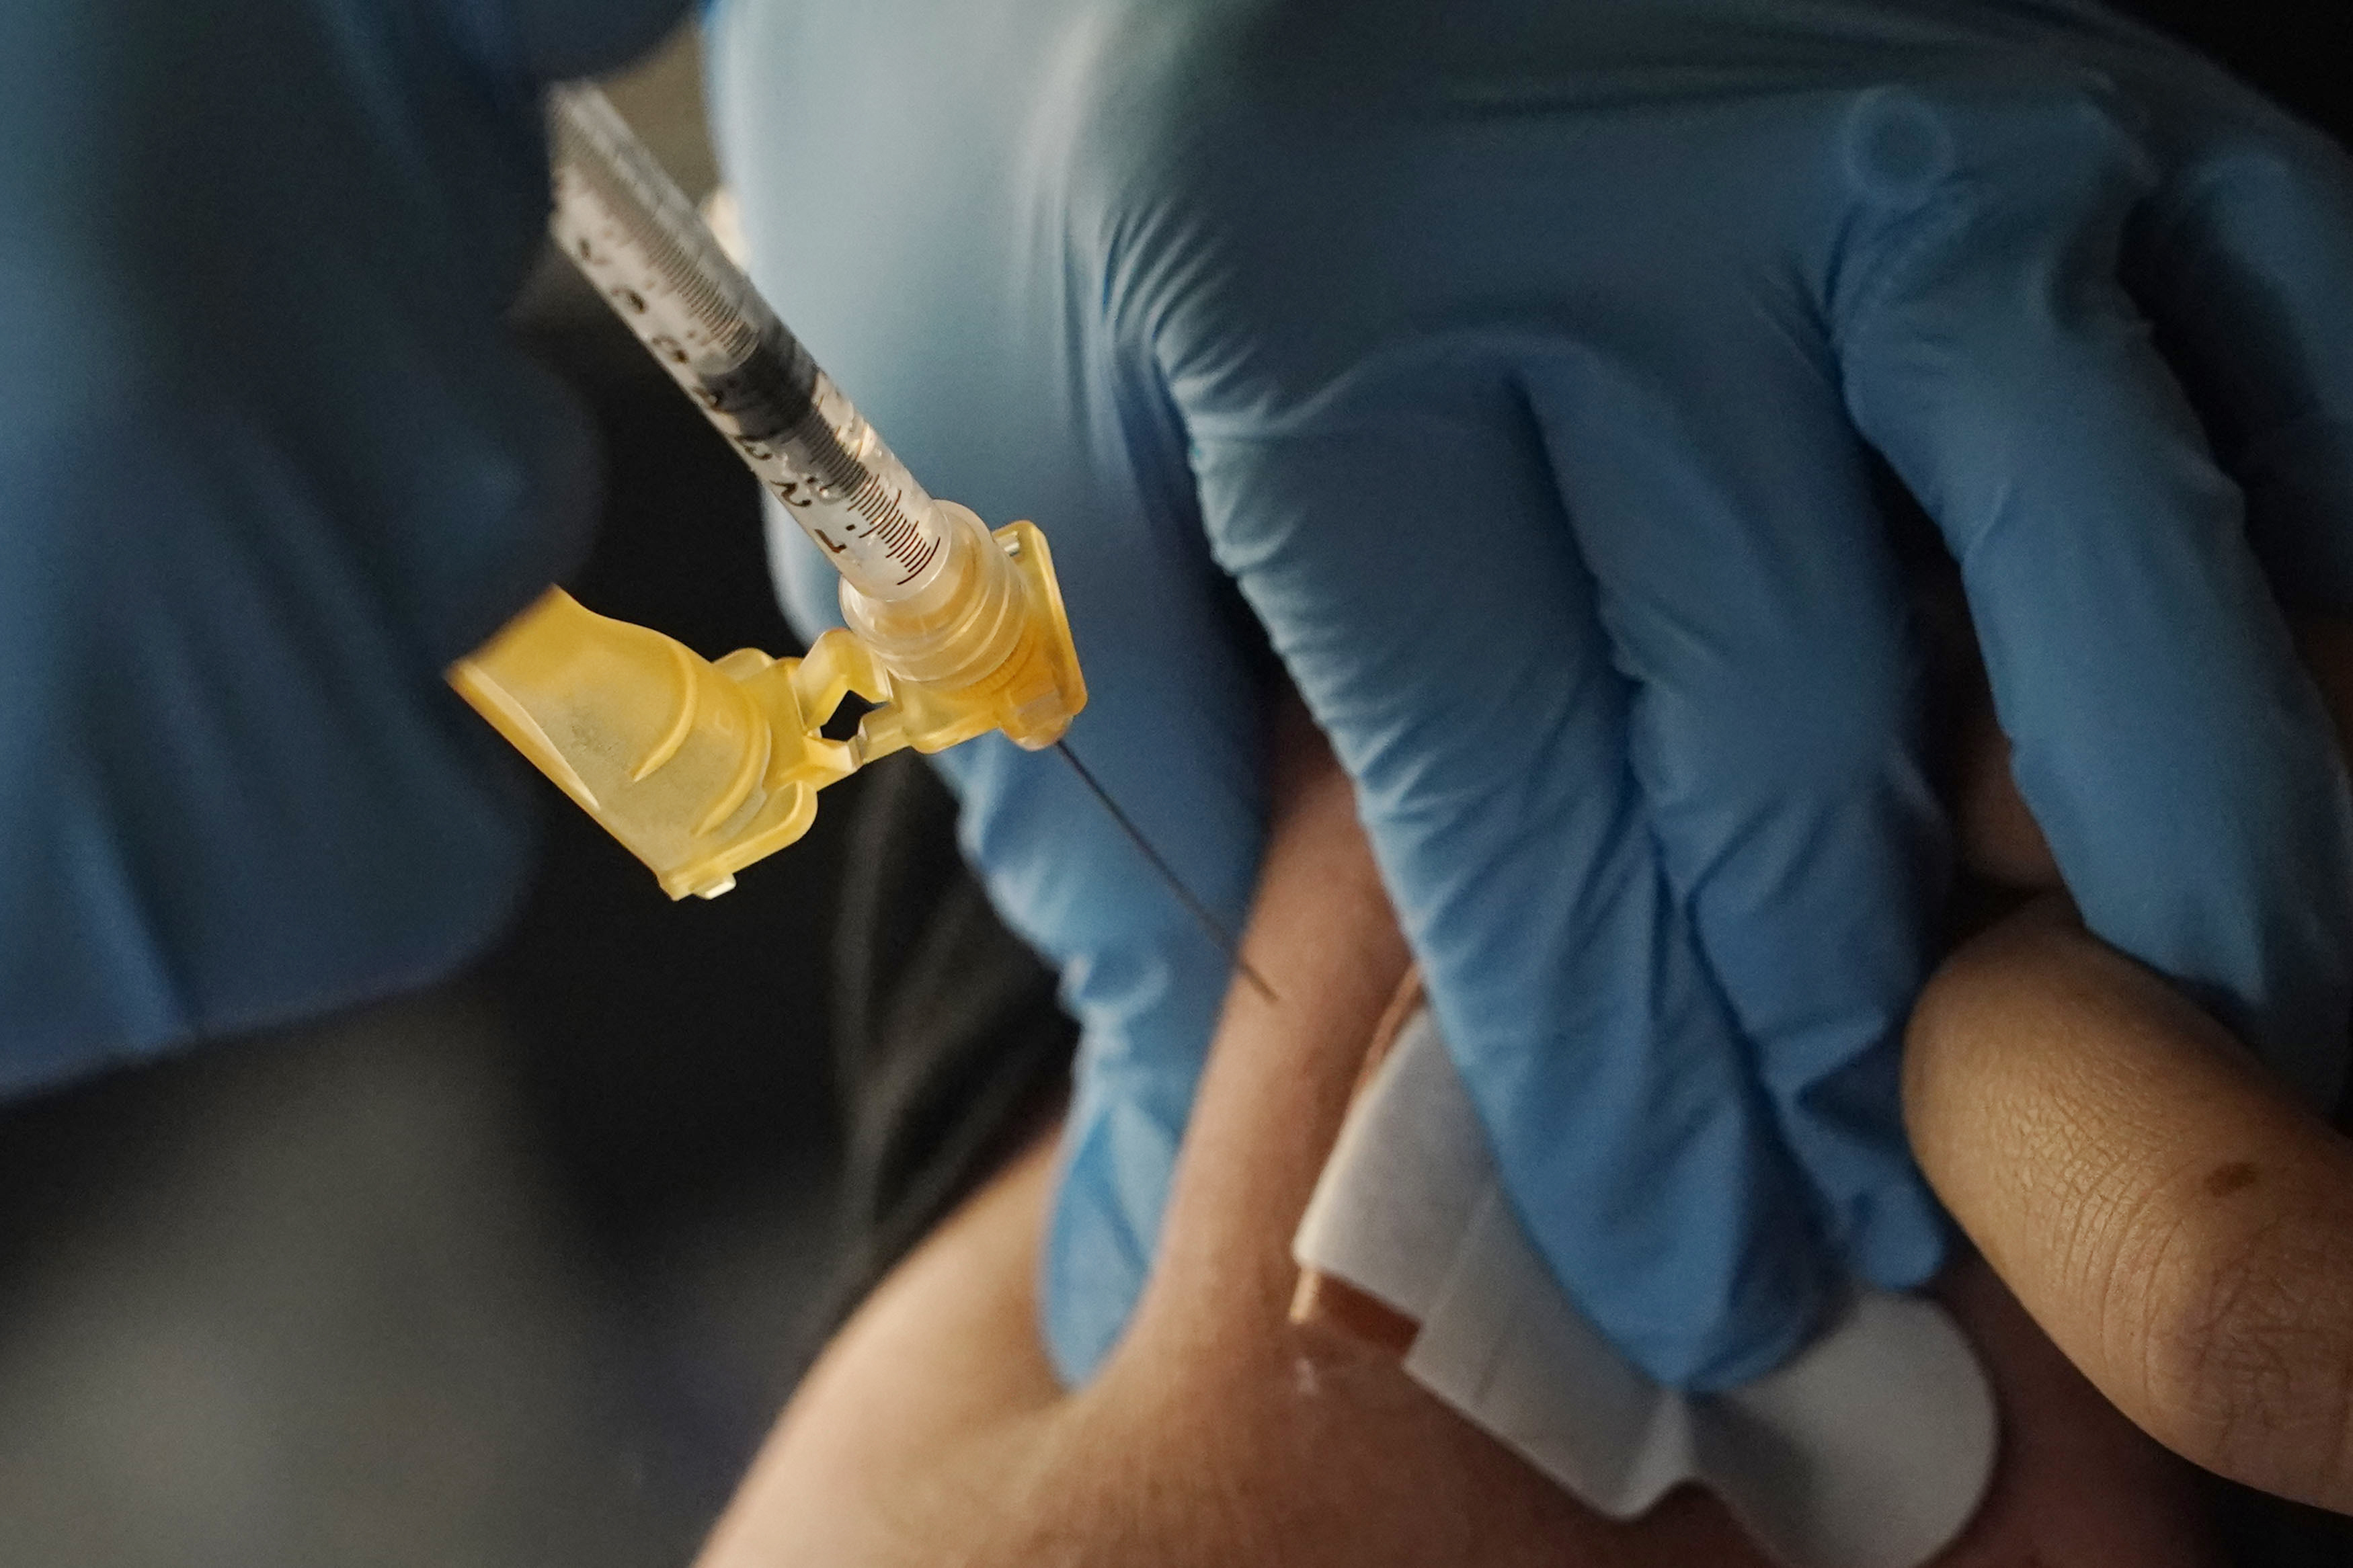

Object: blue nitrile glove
[710,0,2353,1389]
[0,0,686,1090]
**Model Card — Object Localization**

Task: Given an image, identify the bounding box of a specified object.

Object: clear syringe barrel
[546,86,951,604]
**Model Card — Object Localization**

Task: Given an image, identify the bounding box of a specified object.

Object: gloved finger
[1839,95,2353,1109]
[1189,354,1830,1390]
[715,0,1282,1384]
[0,0,606,1073]
[2128,118,2353,614]
[944,579,1268,1387]
[0,278,566,1077]
[1520,331,1950,1293]
[42,0,612,646]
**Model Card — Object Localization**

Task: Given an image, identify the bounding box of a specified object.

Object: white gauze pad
[1291,1005,1997,1568]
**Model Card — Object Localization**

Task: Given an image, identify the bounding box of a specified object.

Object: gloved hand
[0,0,684,1089]
[709,0,2353,1389]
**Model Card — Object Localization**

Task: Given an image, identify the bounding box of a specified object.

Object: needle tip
[1055,741,1277,1006]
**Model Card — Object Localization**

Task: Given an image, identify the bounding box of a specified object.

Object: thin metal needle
[1054,741,1278,1003]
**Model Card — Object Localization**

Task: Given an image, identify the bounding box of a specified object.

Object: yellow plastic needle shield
[450,520,1084,900]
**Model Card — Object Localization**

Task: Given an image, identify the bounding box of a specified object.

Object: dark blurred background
[0,32,848,1567]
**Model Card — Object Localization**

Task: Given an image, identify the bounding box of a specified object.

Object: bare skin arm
[697,711,1768,1567]
[697,709,2211,1568]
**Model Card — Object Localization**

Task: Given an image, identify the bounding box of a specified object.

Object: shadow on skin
[695,703,2216,1568]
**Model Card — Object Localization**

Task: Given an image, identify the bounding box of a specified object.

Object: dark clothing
[818,754,1076,1327]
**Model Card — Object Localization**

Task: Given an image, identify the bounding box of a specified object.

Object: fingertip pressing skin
[1905,897,2353,1512]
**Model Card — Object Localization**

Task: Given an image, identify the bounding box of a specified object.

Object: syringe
[456,89,1263,993]
[449,85,1086,900]
[543,85,1039,694]
[549,85,940,592]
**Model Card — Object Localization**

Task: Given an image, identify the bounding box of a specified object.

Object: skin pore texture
[695,704,2225,1568]
[1911,620,2353,1514]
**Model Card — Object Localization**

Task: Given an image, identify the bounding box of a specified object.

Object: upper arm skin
[701,706,2220,1567]
[697,710,1769,1568]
